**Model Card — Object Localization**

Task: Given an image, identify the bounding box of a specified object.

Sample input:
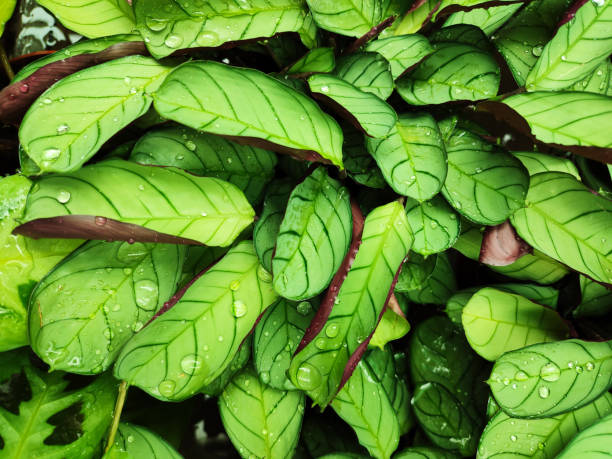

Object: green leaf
[335,53,394,100]
[0,175,81,352]
[477,392,612,458]
[272,167,352,300]
[288,47,336,74]
[369,308,410,349]
[253,180,294,272]
[511,172,612,284]
[219,365,304,459]
[200,338,252,397]
[412,382,481,456]
[462,287,569,361]
[253,298,315,390]
[29,240,185,374]
[0,350,118,459]
[405,195,460,256]
[104,422,181,459]
[179,245,228,288]
[395,447,459,459]
[512,151,581,179]
[19,56,173,173]
[130,125,277,204]
[396,42,500,105]
[366,113,447,201]
[492,0,572,86]
[289,200,413,406]
[571,60,611,94]
[557,412,612,458]
[134,0,312,59]
[442,128,529,225]
[394,252,436,293]
[114,241,278,401]
[305,0,385,37]
[302,409,368,458]
[573,275,612,318]
[502,91,612,149]
[489,339,612,418]
[0,0,16,37]
[526,0,612,91]
[343,126,386,189]
[365,34,433,79]
[37,0,135,38]
[430,24,492,51]
[19,159,255,247]
[442,3,522,36]
[308,74,397,138]
[331,359,400,459]
[403,253,457,305]
[446,288,479,326]
[154,61,344,168]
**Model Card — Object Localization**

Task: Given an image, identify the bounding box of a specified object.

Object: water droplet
[325,323,339,338]
[561,55,567,61]
[260,371,270,384]
[531,45,543,57]
[146,17,168,31]
[232,300,247,318]
[430,221,438,229]
[127,435,135,443]
[181,354,202,375]
[158,379,176,397]
[315,338,327,349]
[592,0,604,6]
[132,321,143,332]
[568,361,574,368]
[116,242,148,264]
[112,304,121,312]
[56,190,71,204]
[196,30,220,46]
[295,363,321,390]
[514,371,529,381]
[129,87,138,94]
[55,123,70,135]
[221,58,230,64]
[503,378,510,386]
[575,365,583,374]
[538,386,550,398]
[134,280,158,310]
[103,328,114,340]
[42,148,61,161]
[257,266,273,282]
[185,140,196,151]
[43,98,52,104]
[229,280,240,291]
[217,335,224,342]
[320,85,329,93]
[539,362,560,382]
[19,83,29,94]
[164,34,183,48]
[95,216,107,226]
[510,435,517,442]
[586,362,595,371]
[296,301,311,315]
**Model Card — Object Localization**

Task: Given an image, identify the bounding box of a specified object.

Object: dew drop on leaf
[260,371,270,384]
[116,242,148,264]
[586,362,595,371]
[185,140,196,151]
[514,371,528,381]
[257,266,273,283]
[325,323,339,338]
[158,379,176,397]
[539,362,560,382]
[56,190,71,204]
[145,17,168,31]
[538,386,550,398]
[295,363,322,390]
[232,300,247,318]
[134,280,159,310]
[180,354,203,375]
[56,124,69,134]
[196,31,219,46]
[42,148,61,161]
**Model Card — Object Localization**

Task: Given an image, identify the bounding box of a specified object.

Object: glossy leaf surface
[104,422,182,459]
[365,34,433,79]
[405,195,460,255]
[335,52,394,100]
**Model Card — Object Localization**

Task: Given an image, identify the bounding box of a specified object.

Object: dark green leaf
[405,195,460,256]
[395,252,436,293]
[573,275,612,318]
[395,447,459,458]
[343,126,386,189]
[104,422,181,459]
[335,52,394,100]
[288,47,336,74]
[403,252,456,305]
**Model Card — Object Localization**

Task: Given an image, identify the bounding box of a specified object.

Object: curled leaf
[479,220,531,266]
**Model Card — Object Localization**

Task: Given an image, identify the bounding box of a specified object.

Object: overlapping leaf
[219,366,304,459]
[369,307,411,349]
[154,61,344,168]
[114,242,278,401]
[395,447,459,459]
[571,60,611,94]
[288,47,336,74]
[401,253,457,305]
[512,151,581,179]
[365,34,433,79]
[17,159,254,246]
[442,3,522,35]
[305,0,386,37]
[335,53,394,100]
[405,195,460,255]
[200,338,252,397]
[343,125,386,189]
[104,422,182,458]
[573,275,612,318]
[557,413,612,458]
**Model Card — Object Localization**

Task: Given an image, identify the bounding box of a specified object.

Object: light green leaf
[253,298,315,390]
[503,91,612,148]
[29,240,185,374]
[335,52,394,100]
[369,308,411,349]
[489,339,612,418]
[557,413,612,458]
[526,0,612,90]
[571,60,611,94]
[511,172,612,284]
[404,195,460,255]
[305,0,385,37]
[365,34,433,79]
[253,179,294,272]
[200,338,252,397]
[477,393,612,458]
[308,74,397,138]
[19,56,173,173]
[288,200,413,406]
[396,42,500,104]
[331,359,400,459]
[442,3,522,35]
[154,61,344,168]
[134,0,312,59]
[37,0,135,38]
[573,275,612,318]
[343,125,386,189]
[0,0,17,37]
[366,113,447,201]
[442,129,529,225]
[512,151,581,179]
[430,24,491,51]
[130,125,277,204]
[20,159,254,247]
[104,422,181,459]
[273,167,352,300]
[114,241,278,401]
[288,47,335,74]
[403,252,457,305]
[462,287,569,361]
[219,366,304,459]
[395,447,459,459]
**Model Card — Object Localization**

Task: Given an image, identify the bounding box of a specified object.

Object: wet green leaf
[403,252,456,305]
[288,47,336,74]
[103,422,181,459]
[443,3,522,36]
[573,275,612,318]
[557,412,612,458]
[365,34,433,79]
[369,308,410,350]
[335,52,394,100]
[405,195,460,256]
[512,151,581,179]
[305,0,386,37]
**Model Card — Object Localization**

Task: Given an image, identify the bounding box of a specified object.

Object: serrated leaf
[365,34,433,79]
[0,350,118,458]
[442,3,522,35]
[308,74,397,138]
[29,240,184,374]
[490,339,612,418]
[331,359,400,459]
[288,201,412,406]
[114,241,278,401]
[273,167,352,300]
[510,172,612,285]
[573,275,612,318]
[288,47,336,74]
[154,61,344,168]
[37,0,135,38]
[305,0,385,37]
[512,151,581,180]
[335,52,394,100]
[366,113,447,201]
[557,412,612,458]
[253,298,315,390]
[17,159,254,246]
[130,125,277,204]
[404,252,457,305]
[462,287,569,361]
[19,56,172,173]
[442,128,529,225]
[396,42,500,104]
[369,308,411,349]
[343,125,387,189]
[405,195,461,255]
[502,91,612,149]
[253,180,294,272]
[526,0,612,91]
[219,366,304,459]
[134,0,312,59]
[104,422,181,459]
[477,392,612,458]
